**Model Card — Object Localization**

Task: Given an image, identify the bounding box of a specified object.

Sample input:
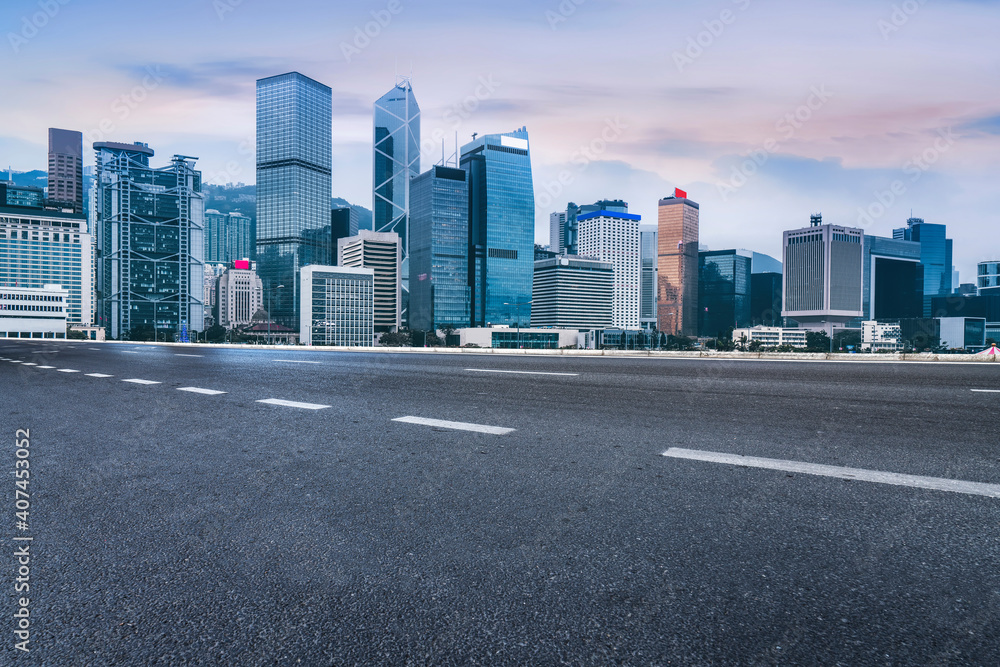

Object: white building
[459,326,580,349]
[300,265,374,347]
[338,230,401,331]
[577,210,641,329]
[783,216,864,329]
[531,256,613,330]
[861,320,902,351]
[215,260,263,329]
[732,326,809,348]
[0,284,68,339]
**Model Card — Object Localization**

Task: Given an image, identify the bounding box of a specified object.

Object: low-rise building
[300,265,374,347]
[0,284,68,339]
[861,320,902,352]
[732,326,809,348]
[458,326,579,349]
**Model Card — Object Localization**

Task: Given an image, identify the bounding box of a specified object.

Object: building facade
[732,326,808,348]
[409,165,469,331]
[861,320,902,352]
[331,206,360,256]
[338,230,401,332]
[205,209,254,264]
[48,128,83,213]
[94,142,204,340]
[460,127,534,327]
[699,248,752,337]
[893,217,953,316]
[979,261,1000,295]
[0,285,68,339]
[531,255,613,330]
[300,265,374,346]
[0,201,90,325]
[215,260,263,329]
[657,190,699,336]
[256,72,333,329]
[577,210,641,329]
[863,235,923,320]
[783,217,863,329]
[640,225,658,330]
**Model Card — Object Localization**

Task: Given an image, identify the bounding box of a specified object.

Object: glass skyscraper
[373,78,420,321]
[409,165,469,331]
[460,127,535,327]
[94,142,204,340]
[205,209,254,264]
[256,72,332,329]
[893,217,953,317]
[698,249,752,337]
[639,225,658,329]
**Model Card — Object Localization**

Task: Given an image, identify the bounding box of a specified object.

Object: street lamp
[503,300,532,349]
[265,284,285,346]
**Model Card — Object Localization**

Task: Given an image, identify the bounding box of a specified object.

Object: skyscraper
[862,235,923,320]
[551,199,629,256]
[657,190,699,336]
[640,225,658,330]
[94,142,204,340]
[409,165,469,331]
[48,128,83,213]
[698,249,752,337]
[893,217,953,316]
[373,77,420,320]
[782,216,863,329]
[338,231,401,332]
[256,72,332,329]
[460,127,534,327]
[204,209,254,264]
[578,209,641,329]
[549,211,567,255]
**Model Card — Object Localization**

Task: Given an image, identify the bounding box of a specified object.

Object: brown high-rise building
[47,128,83,213]
[657,189,700,336]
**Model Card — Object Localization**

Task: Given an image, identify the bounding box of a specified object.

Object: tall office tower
[338,230,401,332]
[657,189,699,336]
[300,265,374,347]
[0,190,90,324]
[531,255,613,329]
[331,205,360,259]
[460,127,534,327]
[409,165,469,331]
[698,249,752,337]
[979,260,1000,295]
[549,211,567,254]
[256,72,332,329]
[750,251,783,327]
[48,128,83,213]
[373,77,420,321]
[892,217,953,316]
[204,209,254,264]
[782,215,863,329]
[862,235,923,320]
[577,209,641,329]
[215,260,263,329]
[94,142,204,339]
[639,225,658,330]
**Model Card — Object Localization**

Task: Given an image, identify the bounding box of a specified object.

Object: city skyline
[0,1,998,281]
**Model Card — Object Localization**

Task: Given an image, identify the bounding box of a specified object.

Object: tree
[379,330,411,347]
[805,331,830,352]
[205,324,228,343]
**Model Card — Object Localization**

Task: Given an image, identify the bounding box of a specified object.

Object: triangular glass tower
[373,76,420,323]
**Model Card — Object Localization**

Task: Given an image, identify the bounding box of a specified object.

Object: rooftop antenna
[472,132,478,141]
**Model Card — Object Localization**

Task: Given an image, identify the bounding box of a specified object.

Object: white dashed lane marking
[86,374,114,378]
[465,368,579,377]
[971,389,1000,393]
[175,354,204,358]
[57,369,79,373]
[257,398,330,410]
[392,416,515,435]
[662,448,1000,499]
[274,360,322,364]
[37,366,55,369]
[122,379,160,385]
[177,387,226,395]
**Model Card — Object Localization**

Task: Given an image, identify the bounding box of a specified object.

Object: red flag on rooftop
[675,187,687,199]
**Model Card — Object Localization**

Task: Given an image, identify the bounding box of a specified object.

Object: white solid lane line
[274,359,322,364]
[257,398,330,410]
[392,416,515,435]
[662,447,1000,499]
[57,369,80,373]
[122,379,160,385]
[465,368,579,377]
[175,354,204,357]
[971,389,1000,393]
[177,387,226,395]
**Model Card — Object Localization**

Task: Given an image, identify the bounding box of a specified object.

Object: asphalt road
[2,340,999,665]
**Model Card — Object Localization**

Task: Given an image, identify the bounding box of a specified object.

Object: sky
[1,0,998,280]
